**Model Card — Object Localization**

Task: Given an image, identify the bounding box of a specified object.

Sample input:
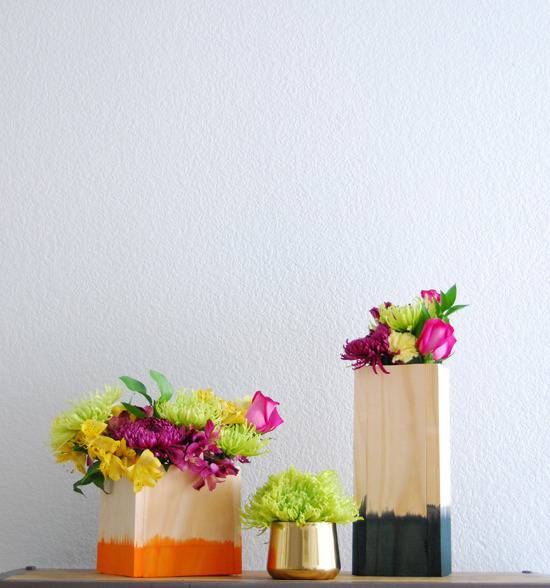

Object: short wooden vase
[267,522,341,580]
[96,467,242,577]
[353,364,452,577]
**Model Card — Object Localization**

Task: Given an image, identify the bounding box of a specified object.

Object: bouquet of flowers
[341,285,467,374]
[242,466,360,529]
[50,370,283,494]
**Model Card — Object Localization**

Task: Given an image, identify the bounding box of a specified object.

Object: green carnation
[242,466,360,529]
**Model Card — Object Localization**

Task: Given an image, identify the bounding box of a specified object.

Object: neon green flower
[389,331,419,363]
[50,386,121,452]
[218,423,269,458]
[155,388,223,428]
[379,302,423,332]
[241,466,360,529]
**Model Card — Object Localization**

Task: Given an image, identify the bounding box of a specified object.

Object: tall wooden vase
[97,468,242,577]
[352,364,451,577]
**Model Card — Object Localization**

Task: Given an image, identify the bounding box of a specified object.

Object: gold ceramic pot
[267,522,341,580]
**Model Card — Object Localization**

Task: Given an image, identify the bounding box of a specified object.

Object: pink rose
[246,391,283,433]
[421,289,441,303]
[417,318,456,361]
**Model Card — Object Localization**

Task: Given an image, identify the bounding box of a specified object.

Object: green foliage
[121,402,146,419]
[119,376,153,405]
[50,386,121,451]
[412,305,431,337]
[218,424,269,458]
[150,370,174,403]
[416,284,468,333]
[72,461,105,495]
[242,467,360,529]
[120,370,175,416]
[155,389,223,428]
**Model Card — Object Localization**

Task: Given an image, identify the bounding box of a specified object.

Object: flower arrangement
[341,285,467,373]
[50,370,283,494]
[241,466,360,529]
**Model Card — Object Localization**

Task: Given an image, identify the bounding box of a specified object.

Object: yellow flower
[111,404,137,421]
[116,438,136,463]
[88,436,120,461]
[221,400,247,425]
[111,405,125,417]
[55,442,86,474]
[389,331,419,364]
[126,449,164,492]
[197,389,215,403]
[233,395,252,412]
[77,419,107,446]
[379,303,422,332]
[99,454,125,480]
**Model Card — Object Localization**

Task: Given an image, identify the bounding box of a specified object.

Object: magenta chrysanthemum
[341,323,392,373]
[121,417,183,451]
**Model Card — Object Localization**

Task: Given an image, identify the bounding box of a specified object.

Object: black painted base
[352,504,451,577]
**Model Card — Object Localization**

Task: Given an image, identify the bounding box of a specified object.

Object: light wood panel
[354,364,450,516]
[3,569,550,586]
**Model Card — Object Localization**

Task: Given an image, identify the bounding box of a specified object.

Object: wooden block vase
[352,364,451,577]
[97,467,242,577]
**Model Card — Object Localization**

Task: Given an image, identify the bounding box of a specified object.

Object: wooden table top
[1,569,549,587]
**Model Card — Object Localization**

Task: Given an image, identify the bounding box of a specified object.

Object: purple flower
[341,323,392,373]
[165,420,240,491]
[107,413,241,492]
[121,417,183,451]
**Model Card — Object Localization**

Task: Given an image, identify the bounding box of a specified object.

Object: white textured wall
[1,0,549,575]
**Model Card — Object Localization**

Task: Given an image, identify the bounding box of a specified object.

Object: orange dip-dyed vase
[96,468,242,577]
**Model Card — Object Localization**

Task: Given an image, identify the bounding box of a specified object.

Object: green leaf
[413,306,431,337]
[444,284,457,307]
[445,304,468,316]
[149,370,174,404]
[439,291,450,311]
[121,402,147,419]
[73,462,102,496]
[119,376,153,405]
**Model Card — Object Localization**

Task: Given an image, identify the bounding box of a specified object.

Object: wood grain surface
[1,569,549,587]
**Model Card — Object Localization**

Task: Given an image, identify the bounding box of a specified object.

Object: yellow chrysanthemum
[389,331,419,364]
[126,449,164,492]
[55,442,86,474]
[379,303,423,332]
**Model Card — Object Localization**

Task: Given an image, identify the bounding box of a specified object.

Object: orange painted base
[97,537,242,577]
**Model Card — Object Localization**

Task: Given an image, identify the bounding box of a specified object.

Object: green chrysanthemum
[155,389,223,428]
[50,386,121,452]
[379,302,423,332]
[218,423,269,458]
[241,466,360,529]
